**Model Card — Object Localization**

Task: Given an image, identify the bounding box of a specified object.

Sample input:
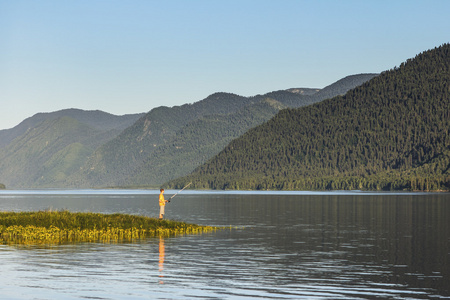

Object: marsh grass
[0,210,219,245]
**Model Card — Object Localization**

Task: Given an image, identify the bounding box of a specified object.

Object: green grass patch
[0,210,220,245]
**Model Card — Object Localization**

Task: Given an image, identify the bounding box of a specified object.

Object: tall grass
[0,210,219,245]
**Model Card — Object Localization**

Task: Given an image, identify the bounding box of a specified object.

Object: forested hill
[168,44,450,191]
[117,98,285,187]
[64,93,255,187]
[0,116,135,188]
[66,74,375,188]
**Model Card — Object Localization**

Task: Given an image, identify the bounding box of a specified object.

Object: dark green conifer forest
[168,44,450,191]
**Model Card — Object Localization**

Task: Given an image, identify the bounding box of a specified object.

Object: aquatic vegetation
[0,211,219,245]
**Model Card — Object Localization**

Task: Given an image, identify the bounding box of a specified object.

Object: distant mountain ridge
[117,98,286,187]
[306,73,380,102]
[65,73,377,188]
[0,109,144,148]
[0,110,144,188]
[167,44,450,191]
[0,74,377,189]
[251,74,378,108]
[285,88,320,95]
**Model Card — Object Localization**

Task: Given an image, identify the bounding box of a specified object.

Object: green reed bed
[0,211,219,245]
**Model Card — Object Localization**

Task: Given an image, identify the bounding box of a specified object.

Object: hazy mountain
[119,98,286,187]
[0,109,144,148]
[0,73,377,189]
[66,74,376,188]
[251,73,378,108]
[167,44,450,191]
[0,110,144,188]
[64,93,253,188]
[306,73,379,103]
[285,88,320,95]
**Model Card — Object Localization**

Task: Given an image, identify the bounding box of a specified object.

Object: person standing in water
[159,188,168,219]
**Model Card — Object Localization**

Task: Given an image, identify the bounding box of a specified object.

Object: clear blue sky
[1,0,449,130]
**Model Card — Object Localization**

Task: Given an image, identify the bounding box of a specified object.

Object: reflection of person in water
[159,236,165,284]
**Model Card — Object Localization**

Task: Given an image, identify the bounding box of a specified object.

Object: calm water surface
[0,190,449,299]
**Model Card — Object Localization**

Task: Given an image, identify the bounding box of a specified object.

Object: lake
[0,190,449,299]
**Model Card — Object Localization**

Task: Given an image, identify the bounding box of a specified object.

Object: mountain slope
[68,74,376,188]
[0,110,144,188]
[65,93,254,187]
[285,88,320,95]
[0,108,144,148]
[307,73,379,103]
[120,98,286,187]
[0,117,101,188]
[0,74,377,189]
[258,73,378,108]
[168,44,450,191]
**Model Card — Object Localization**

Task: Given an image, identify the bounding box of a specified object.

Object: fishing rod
[168,182,192,202]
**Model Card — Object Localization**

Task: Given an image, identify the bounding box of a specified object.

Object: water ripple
[1,193,449,299]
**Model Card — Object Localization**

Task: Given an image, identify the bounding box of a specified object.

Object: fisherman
[159,188,168,219]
